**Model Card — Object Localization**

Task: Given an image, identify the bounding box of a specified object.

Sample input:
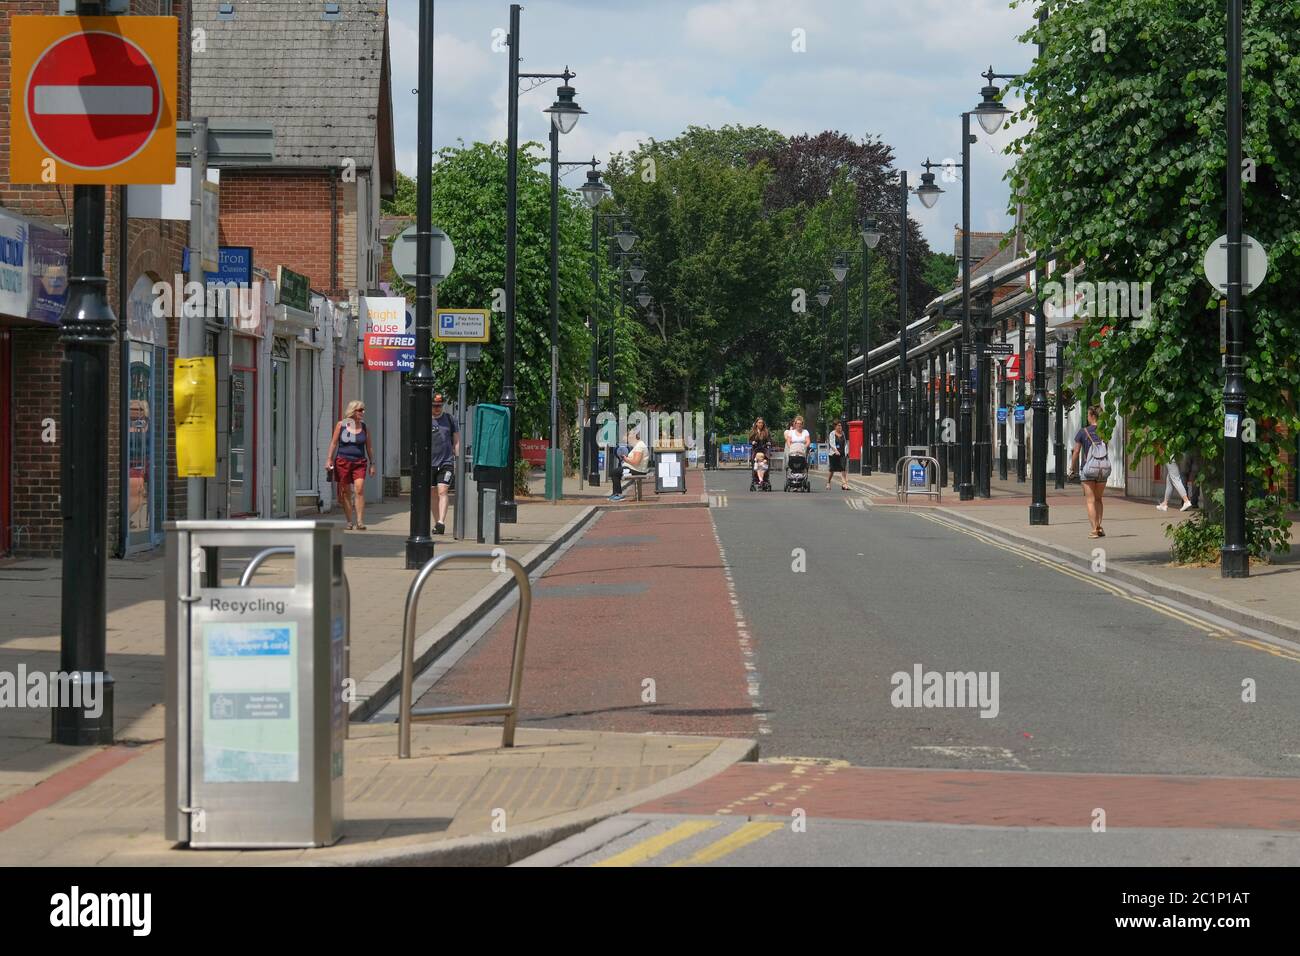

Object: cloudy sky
[387,0,1038,253]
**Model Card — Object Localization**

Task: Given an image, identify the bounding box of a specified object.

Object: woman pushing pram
[749,418,772,491]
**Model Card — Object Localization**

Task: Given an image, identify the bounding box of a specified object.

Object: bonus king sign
[9,17,178,185]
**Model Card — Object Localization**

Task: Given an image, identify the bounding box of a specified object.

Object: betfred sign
[9,17,178,185]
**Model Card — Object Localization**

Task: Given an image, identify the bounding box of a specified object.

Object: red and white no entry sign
[9,17,177,185]
[27,32,161,170]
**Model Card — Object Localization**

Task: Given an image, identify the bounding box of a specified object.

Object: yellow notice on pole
[174,357,216,477]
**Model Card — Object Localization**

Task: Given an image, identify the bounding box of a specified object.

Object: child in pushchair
[750,451,771,491]
[783,451,810,492]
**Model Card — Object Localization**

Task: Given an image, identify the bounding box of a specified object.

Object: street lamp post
[1053,336,1067,488]
[832,252,850,442]
[403,0,437,570]
[501,3,585,522]
[541,122,598,503]
[582,171,610,486]
[1029,260,1050,524]
[860,219,882,475]
[1222,0,1249,577]
[816,283,832,440]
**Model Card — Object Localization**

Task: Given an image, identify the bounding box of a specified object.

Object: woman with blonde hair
[1070,405,1111,538]
[326,400,375,530]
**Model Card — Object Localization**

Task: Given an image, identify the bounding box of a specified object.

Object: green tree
[383,143,594,442]
[1008,0,1300,556]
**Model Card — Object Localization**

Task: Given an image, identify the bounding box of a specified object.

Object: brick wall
[217,170,344,296]
[1,1,193,557]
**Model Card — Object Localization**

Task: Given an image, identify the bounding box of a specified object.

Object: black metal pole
[608,252,622,477]
[939,345,950,487]
[842,275,850,446]
[1222,0,1248,577]
[499,3,522,522]
[587,210,600,485]
[53,184,116,745]
[1016,309,1027,482]
[860,240,873,475]
[404,0,436,568]
[1054,339,1066,488]
[1030,259,1050,523]
[958,114,975,500]
[897,171,910,454]
[998,323,1009,481]
[547,123,561,501]
[977,292,993,497]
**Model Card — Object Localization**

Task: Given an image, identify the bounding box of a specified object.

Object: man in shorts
[430,393,459,534]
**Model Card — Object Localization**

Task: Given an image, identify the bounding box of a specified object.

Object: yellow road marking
[669,821,786,867]
[592,819,719,867]
[910,511,1300,664]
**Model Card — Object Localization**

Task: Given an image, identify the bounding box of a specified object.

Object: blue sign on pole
[183,245,254,284]
[1014,405,1026,424]
[997,407,1008,424]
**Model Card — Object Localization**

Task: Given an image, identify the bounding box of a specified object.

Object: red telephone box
[848,420,863,473]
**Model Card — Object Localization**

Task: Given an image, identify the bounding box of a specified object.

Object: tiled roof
[192,0,393,174]
[953,228,1005,269]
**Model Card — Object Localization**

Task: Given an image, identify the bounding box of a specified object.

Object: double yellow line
[911,510,1300,664]
[593,819,785,868]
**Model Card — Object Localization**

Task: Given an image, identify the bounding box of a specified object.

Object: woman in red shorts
[326,400,375,529]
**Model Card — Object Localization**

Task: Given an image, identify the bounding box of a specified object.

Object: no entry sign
[9,17,177,185]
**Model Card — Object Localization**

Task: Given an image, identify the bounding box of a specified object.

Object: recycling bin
[164,520,346,848]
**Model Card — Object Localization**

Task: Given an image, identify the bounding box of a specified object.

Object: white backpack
[1081,429,1112,481]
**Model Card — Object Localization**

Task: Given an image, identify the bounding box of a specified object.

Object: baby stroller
[783,451,810,492]
[749,453,772,492]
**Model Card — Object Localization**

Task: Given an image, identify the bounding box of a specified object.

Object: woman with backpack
[1070,405,1111,538]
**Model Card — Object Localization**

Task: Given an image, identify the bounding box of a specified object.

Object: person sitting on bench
[609,425,649,501]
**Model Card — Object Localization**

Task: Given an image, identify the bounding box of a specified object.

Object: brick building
[0,0,193,557]
[191,0,397,508]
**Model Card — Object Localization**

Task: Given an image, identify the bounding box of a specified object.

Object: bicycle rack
[241,545,352,739]
[896,455,943,504]
[398,551,533,758]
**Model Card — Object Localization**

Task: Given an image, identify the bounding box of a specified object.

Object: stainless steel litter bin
[164,520,346,848]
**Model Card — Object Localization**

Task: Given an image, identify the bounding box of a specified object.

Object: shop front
[0,207,68,554]
[123,276,170,553]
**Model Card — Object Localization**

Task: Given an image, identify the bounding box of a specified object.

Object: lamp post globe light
[615,221,638,253]
[581,167,609,209]
[543,80,586,133]
[636,292,652,308]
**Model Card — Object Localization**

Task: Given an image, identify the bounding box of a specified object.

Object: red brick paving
[636,763,1300,829]
[421,508,758,736]
[0,744,148,833]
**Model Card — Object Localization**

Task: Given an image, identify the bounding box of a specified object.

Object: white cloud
[386,0,1037,249]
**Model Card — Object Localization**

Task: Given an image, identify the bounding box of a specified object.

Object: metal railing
[398,551,533,758]
[896,455,943,504]
[240,545,352,738]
